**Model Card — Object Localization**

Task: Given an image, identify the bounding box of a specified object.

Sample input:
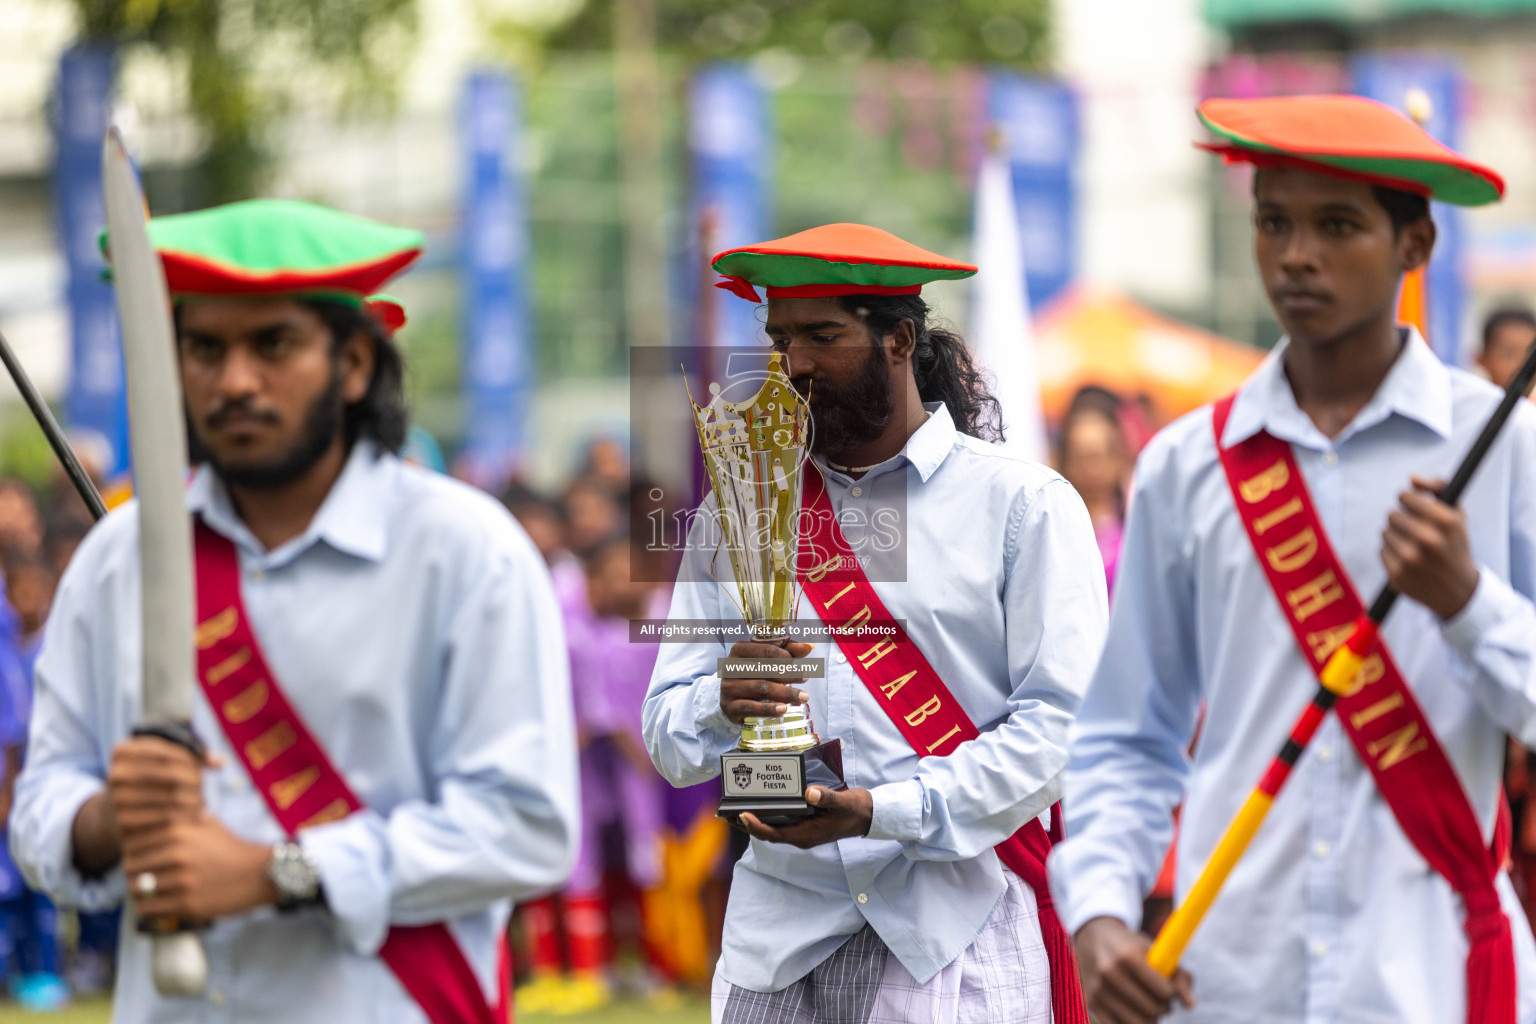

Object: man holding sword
[11,197,578,1022]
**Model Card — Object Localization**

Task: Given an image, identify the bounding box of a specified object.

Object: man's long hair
[837,294,1004,443]
[301,299,409,453]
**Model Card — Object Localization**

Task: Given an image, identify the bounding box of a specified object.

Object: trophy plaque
[689,352,846,824]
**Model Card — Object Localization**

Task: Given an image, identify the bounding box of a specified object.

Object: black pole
[0,327,107,523]
[1363,336,1536,626]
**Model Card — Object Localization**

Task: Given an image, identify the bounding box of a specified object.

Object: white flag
[969,147,1048,462]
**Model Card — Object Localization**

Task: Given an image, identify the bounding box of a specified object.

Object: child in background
[0,553,66,1011]
[519,535,671,1014]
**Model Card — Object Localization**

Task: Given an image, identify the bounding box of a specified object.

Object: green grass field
[0,995,711,1023]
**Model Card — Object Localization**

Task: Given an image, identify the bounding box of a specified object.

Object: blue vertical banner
[988,73,1078,314]
[54,45,128,472]
[459,70,532,489]
[687,63,770,349]
[1351,54,1466,365]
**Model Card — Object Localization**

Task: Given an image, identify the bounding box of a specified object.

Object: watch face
[271,844,320,901]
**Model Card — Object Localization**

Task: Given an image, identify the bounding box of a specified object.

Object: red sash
[192,522,510,1024]
[797,473,1088,1024]
[1211,395,1515,1024]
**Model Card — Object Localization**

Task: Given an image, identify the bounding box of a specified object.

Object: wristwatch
[267,841,323,911]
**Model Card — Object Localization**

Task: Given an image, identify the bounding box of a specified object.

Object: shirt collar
[815,402,956,484]
[1221,327,1454,451]
[187,441,394,564]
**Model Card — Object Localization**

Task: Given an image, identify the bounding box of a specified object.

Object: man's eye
[1259,216,1286,234]
[1321,219,1357,237]
[768,337,789,351]
[183,338,222,360]
[256,335,294,358]
[811,334,837,344]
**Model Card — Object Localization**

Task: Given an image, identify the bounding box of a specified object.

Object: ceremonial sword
[101,127,209,997]
[1148,335,1536,977]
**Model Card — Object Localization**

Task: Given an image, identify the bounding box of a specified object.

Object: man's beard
[192,369,346,490]
[802,341,895,459]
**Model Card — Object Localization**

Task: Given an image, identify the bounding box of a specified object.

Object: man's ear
[339,329,376,404]
[1400,216,1437,274]
[887,319,917,364]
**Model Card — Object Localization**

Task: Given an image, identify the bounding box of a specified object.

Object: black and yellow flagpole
[1148,336,1536,976]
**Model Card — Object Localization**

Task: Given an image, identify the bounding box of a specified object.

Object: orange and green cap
[711,223,977,302]
[101,198,424,302]
[1197,94,1504,207]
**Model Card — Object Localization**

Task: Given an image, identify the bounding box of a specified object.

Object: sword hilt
[130,721,209,997]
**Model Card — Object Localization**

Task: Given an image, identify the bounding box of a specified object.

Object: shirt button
[1323,451,1339,466]
[850,486,863,497]
[210,990,227,1006]
[835,651,848,664]
[249,567,266,581]
[1313,840,1330,859]
[1311,940,1328,957]
[856,892,868,904]
[1316,745,1333,763]
[227,774,247,792]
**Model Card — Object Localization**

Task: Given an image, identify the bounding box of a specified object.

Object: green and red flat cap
[712,223,976,302]
[1198,94,1503,207]
[102,198,423,302]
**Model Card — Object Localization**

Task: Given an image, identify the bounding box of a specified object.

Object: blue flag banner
[687,63,770,349]
[54,45,128,473]
[1351,54,1466,365]
[459,70,532,489]
[988,73,1079,314]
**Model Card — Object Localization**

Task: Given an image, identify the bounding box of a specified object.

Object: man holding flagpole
[11,198,578,1022]
[646,224,1107,1024]
[1050,96,1536,1024]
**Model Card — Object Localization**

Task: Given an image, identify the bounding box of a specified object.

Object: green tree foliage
[69,0,417,203]
[546,0,1050,67]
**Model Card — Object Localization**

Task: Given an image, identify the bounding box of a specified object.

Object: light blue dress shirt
[646,403,1107,992]
[11,443,579,1024]
[1050,332,1536,1024]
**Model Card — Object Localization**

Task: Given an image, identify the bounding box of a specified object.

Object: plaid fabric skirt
[712,868,1051,1024]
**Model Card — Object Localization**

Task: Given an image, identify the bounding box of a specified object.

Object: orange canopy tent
[1034,287,1266,424]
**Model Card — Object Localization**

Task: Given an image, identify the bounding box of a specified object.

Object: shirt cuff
[866,779,924,843]
[300,808,391,957]
[13,774,123,913]
[692,675,740,743]
[1050,863,1146,936]
[1442,568,1518,661]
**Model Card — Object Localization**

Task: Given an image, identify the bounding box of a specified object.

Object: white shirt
[1050,332,1536,1024]
[646,403,1108,991]
[11,443,579,1024]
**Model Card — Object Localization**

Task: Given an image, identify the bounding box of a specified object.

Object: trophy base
[718,738,845,825]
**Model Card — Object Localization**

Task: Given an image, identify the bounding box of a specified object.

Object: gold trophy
[688,352,845,822]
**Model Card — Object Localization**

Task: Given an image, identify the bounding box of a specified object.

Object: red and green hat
[711,223,977,302]
[1197,95,1503,207]
[102,198,424,302]
[366,295,407,335]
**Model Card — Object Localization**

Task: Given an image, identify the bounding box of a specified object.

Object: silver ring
[133,871,157,897]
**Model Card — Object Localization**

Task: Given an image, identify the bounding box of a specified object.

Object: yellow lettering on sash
[805,554,843,584]
[1285,571,1344,622]
[1366,722,1428,770]
[925,724,962,753]
[1253,496,1304,536]
[271,767,319,811]
[1349,692,1404,730]
[1239,460,1291,504]
[1265,528,1319,574]
[880,670,916,701]
[297,799,351,831]
[823,582,857,609]
[195,607,238,650]
[858,640,897,670]
[1351,654,1385,693]
[245,721,297,770]
[843,605,874,633]
[206,647,252,686]
[222,681,269,725]
[904,695,943,727]
[1305,624,1356,663]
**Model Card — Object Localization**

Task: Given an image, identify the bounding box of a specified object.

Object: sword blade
[102,129,196,724]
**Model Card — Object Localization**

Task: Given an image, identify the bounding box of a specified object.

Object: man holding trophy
[645,224,1108,1024]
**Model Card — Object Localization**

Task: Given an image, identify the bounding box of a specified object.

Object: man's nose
[1279,227,1321,274]
[215,345,262,398]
